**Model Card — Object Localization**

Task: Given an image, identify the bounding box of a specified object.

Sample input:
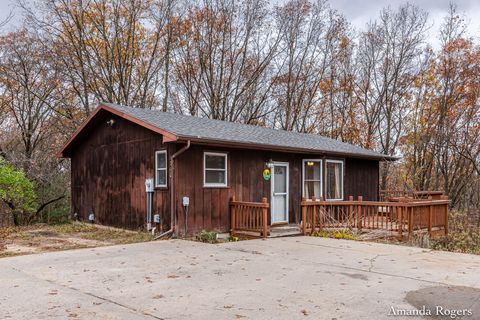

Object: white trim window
[155,150,167,187]
[326,160,344,200]
[204,152,228,187]
[302,159,322,200]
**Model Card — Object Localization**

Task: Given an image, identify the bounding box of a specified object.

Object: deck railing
[230,196,269,238]
[301,196,449,238]
[380,190,445,201]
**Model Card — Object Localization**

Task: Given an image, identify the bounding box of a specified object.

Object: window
[155,150,167,187]
[302,160,322,200]
[204,152,228,187]
[326,160,343,200]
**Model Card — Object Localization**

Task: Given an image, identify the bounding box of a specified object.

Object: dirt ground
[0,222,153,258]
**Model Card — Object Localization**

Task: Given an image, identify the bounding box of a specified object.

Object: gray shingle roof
[104,103,397,160]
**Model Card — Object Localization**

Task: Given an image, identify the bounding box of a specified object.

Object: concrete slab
[1,237,479,319]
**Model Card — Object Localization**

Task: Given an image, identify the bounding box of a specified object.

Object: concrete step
[269,224,302,238]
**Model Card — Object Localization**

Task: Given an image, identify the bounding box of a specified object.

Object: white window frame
[203,152,228,187]
[302,159,323,201]
[155,150,168,188]
[325,159,344,201]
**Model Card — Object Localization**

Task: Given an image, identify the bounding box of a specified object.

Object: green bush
[0,158,37,225]
[196,230,218,243]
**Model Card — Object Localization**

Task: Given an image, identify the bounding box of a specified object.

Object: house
[60,103,396,236]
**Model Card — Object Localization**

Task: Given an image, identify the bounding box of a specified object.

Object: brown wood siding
[69,113,380,234]
[174,146,306,235]
[344,158,379,201]
[70,112,171,231]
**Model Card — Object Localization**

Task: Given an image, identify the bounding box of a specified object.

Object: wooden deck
[301,196,450,239]
[230,193,450,240]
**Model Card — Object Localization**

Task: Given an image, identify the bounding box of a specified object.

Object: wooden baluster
[439,195,449,236]
[428,200,432,237]
[408,205,413,239]
[312,196,317,233]
[250,206,252,230]
[319,197,324,231]
[231,196,236,234]
[370,206,373,229]
[348,196,353,227]
[340,204,344,226]
[398,206,403,239]
[444,203,448,236]
[251,206,254,230]
[242,205,245,229]
[363,206,370,229]
[391,206,394,231]
[357,196,363,230]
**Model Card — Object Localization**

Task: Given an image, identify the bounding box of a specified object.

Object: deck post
[312,196,317,234]
[262,197,268,238]
[398,206,403,239]
[230,196,236,234]
[357,196,363,230]
[348,196,353,227]
[428,199,432,237]
[408,206,413,239]
[441,195,449,236]
[444,204,449,236]
[319,196,324,232]
[301,197,307,235]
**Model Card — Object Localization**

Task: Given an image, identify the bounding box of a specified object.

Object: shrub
[0,158,36,225]
[196,230,218,243]
[431,210,480,255]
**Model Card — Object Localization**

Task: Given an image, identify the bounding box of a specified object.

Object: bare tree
[271,0,347,132]
[0,29,66,221]
[23,0,168,116]
[355,3,429,189]
[171,0,280,123]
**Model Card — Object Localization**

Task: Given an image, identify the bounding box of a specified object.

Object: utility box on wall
[145,178,154,192]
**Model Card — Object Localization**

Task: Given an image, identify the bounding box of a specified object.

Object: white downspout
[154,140,191,240]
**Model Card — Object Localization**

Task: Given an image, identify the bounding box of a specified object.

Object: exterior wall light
[265,159,274,168]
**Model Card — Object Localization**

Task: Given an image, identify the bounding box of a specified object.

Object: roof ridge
[101,102,397,160]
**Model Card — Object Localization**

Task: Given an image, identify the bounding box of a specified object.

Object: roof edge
[58,103,178,158]
[174,136,398,161]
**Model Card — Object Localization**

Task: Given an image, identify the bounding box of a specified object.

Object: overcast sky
[1,0,479,49]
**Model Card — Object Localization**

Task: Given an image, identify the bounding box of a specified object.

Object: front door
[271,162,289,224]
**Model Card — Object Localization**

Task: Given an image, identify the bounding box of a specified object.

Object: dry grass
[0,222,153,258]
[370,210,480,255]
[430,211,480,255]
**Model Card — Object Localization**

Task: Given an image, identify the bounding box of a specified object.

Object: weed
[196,230,218,243]
[227,235,239,242]
[311,229,357,240]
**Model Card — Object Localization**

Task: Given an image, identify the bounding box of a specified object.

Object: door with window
[302,160,322,200]
[271,162,289,224]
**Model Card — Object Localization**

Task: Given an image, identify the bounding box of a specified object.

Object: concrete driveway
[1,237,479,320]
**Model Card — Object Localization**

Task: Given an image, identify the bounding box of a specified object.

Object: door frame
[270,161,289,224]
